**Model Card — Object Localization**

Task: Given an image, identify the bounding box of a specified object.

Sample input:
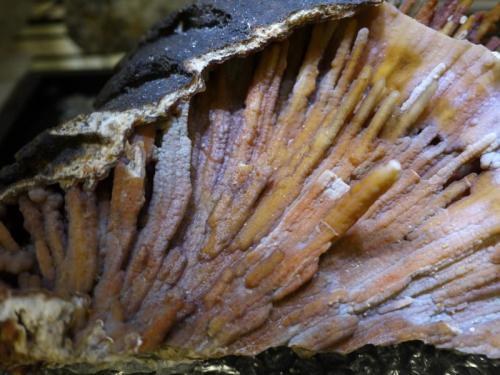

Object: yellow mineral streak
[60,187,98,295]
[231,66,373,253]
[275,21,338,142]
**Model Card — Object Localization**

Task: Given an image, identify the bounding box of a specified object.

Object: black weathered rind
[0,0,375,202]
[0,123,102,187]
[95,0,372,111]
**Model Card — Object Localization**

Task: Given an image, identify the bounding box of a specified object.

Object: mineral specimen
[0,0,498,371]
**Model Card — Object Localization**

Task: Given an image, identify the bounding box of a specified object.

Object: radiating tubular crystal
[0,1,498,367]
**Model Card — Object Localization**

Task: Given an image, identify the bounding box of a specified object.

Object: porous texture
[0,0,372,201]
[0,0,499,372]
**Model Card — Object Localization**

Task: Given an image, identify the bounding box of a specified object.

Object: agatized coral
[0,0,498,370]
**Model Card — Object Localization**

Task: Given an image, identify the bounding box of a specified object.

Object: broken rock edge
[0,1,373,204]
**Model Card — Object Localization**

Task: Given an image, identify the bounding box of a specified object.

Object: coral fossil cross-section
[0,0,499,370]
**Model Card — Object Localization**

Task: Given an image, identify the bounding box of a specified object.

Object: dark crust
[95,0,372,111]
[0,121,103,187]
[0,0,376,201]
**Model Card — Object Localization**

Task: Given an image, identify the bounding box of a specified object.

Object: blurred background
[0,0,191,167]
[0,0,496,168]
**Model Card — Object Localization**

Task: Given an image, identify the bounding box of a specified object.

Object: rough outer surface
[0,0,498,372]
[95,0,372,111]
[0,0,374,202]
